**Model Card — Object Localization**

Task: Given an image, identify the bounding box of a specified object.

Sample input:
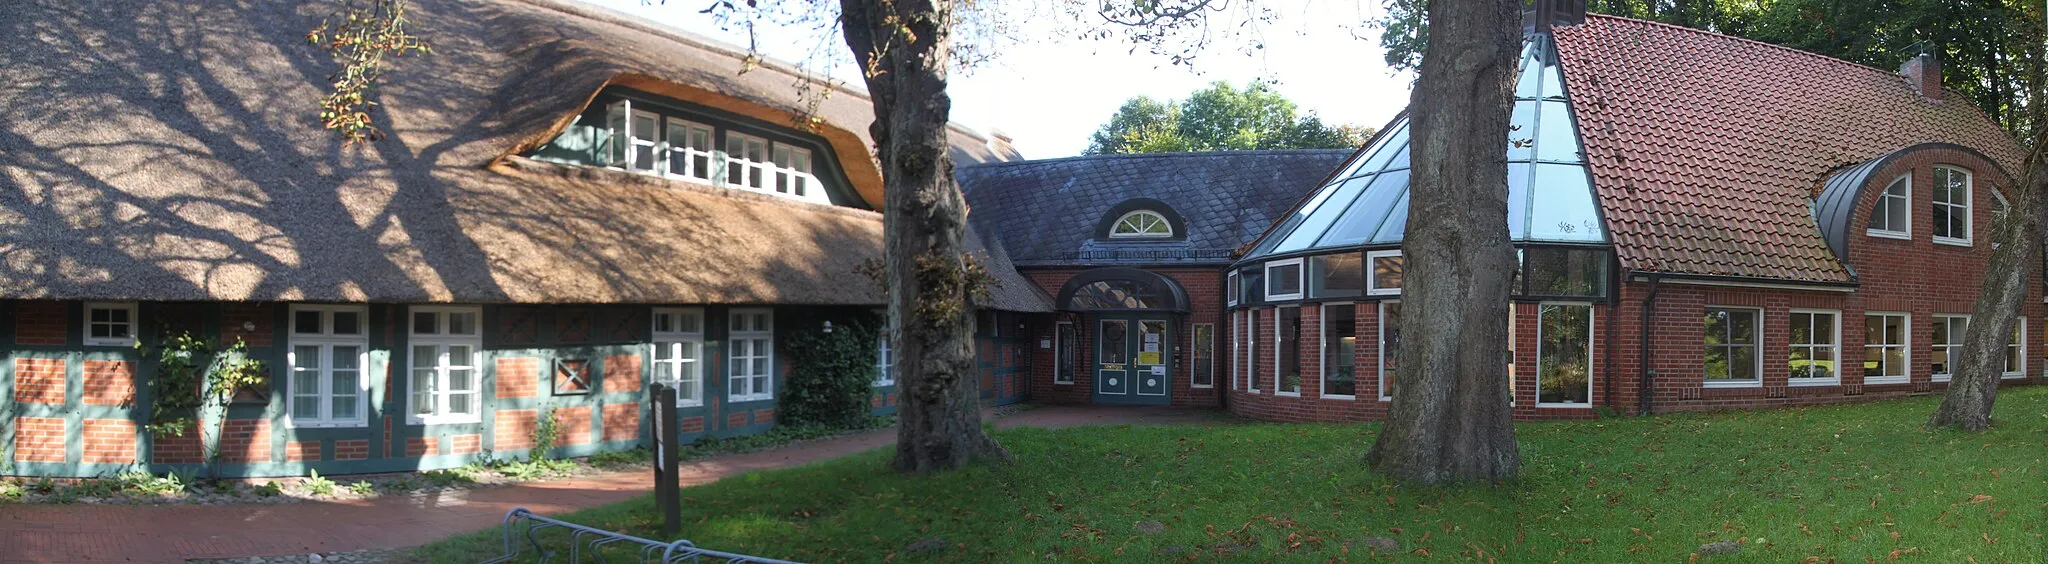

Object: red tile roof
[1552,15,2026,283]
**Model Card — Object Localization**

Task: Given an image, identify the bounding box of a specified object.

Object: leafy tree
[1364,0,1523,484]
[1086,81,1370,154]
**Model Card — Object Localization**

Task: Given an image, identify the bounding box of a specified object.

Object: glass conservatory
[1229,34,1611,409]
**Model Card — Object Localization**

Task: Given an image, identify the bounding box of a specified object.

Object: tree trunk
[1928,135,2048,430]
[1365,0,1522,484]
[840,0,1011,472]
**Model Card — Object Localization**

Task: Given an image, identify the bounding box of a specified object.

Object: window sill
[1702,381,1762,389]
[1535,402,1592,409]
[1191,384,1214,389]
[82,338,135,348]
[1787,379,1839,388]
[1865,229,1911,240]
[1245,390,1261,395]
[1378,396,1392,402]
[1932,375,1953,383]
[285,420,368,430]
[409,415,483,426]
[728,394,774,403]
[2002,373,2025,380]
[1863,376,1909,385]
[1275,391,1301,397]
[1321,394,1356,401]
[1053,381,1075,386]
[1932,237,1973,247]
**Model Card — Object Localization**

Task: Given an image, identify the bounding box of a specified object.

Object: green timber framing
[0,300,910,477]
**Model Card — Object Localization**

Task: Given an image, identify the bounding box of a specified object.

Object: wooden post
[651,383,681,536]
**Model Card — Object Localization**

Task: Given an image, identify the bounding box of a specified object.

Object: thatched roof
[0,0,1041,309]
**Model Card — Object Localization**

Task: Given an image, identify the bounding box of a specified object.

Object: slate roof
[1553,15,2026,283]
[0,0,1047,311]
[958,150,1353,267]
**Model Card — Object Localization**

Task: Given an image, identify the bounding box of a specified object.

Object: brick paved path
[0,406,1215,563]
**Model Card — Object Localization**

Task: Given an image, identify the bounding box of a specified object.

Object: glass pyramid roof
[1244,35,1606,262]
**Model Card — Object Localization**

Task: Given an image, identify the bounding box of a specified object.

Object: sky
[573,0,1415,158]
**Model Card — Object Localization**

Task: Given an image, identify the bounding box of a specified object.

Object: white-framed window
[724,132,772,191]
[1246,309,1261,393]
[1867,173,1911,238]
[1367,250,1404,296]
[1191,323,1215,388]
[652,307,705,406]
[1320,303,1357,399]
[288,304,370,428]
[1703,307,1762,387]
[1275,306,1302,395]
[407,306,481,425]
[1932,165,1972,245]
[1109,210,1173,238]
[1864,312,1910,385]
[1226,271,1239,307]
[1265,259,1305,301]
[1535,303,1594,406]
[1378,300,1402,400]
[874,325,896,386]
[606,101,664,173]
[83,302,137,347]
[1054,321,1077,385]
[665,117,716,180]
[1788,309,1840,386]
[728,308,774,402]
[771,144,815,198]
[1932,314,1969,383]
[1229,312,1241,389]
[2004,322,2025,379]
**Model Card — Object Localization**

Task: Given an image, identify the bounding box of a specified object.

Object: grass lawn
[417,388,2047,562]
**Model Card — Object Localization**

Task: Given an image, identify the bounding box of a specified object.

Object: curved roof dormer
[1094,198,1188,242]
[1813,142,2016,266]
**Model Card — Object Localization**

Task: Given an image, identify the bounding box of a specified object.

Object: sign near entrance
[1138,351,1161,365]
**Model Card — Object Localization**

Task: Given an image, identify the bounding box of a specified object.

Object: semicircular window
[1109,211,1174,239]
[1067,280,1165,309]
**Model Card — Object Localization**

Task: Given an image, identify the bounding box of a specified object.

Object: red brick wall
[335,439,370,461]
[680,415,704,433]
[495,357,539,398]
[406,436,439,457]
[285,441,320,462]
[495,409,537,450]
[752,408,775,425]
[153,422,204,464]
[80,359,134,406]
[449,433,482,455]
[557,405,593,446]
[13,301,67,345]
[13,358,66,404]
[602,403,639,442]
[80,419,136,464]
[727,411,748,428]
[221,303,274,348]
[1020,267,1227,408]
[218,419,270,463]
[603,354,642,394]
[11,417,65,463]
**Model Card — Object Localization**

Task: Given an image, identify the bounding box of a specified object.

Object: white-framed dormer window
[771,144,816,199]
[1265,259,1305,301]
[288,304,370,428]
[83,302,137,347]
[1867,173,1911,239]
[1932,165,1972,245]
[407,306,481,425]
[874,324,896,387]
[651,308,705,406]
[1703,306,1762,388]
[1109,210,1173,238]
[665,118,716,180]
[1788,309,1841,387]
[1932,314,1969,383]
[1864,312,1910,385]
[1367,250,1404,296]
[724,132,772,191]
[606,101,663,173]
[2005,322,2025,379]
[728,308,774,402]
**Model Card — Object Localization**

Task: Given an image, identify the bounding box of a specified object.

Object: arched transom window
[1110,210,1173,238]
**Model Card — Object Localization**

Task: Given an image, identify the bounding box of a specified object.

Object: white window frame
[1265,259,1305,301]
[1320,302,1356,400]
[1367,250,1403,296]
[1787,308,1842,387]
[406,306,482,425]
[1273,306,1301,396]
[664,117,716,180]
[651,307,706,407]
[286,304,371,428]
[1932,314,1969,383]
[1226,271,1239,307]
[1191,323,1215,389]
[1108,210,1174,239]
[1867,173,1912,239]
[1864,312,1911,385]
[771,143,817,199]
[1246,309,1261,393]
[874,324,896,387]
[1931,165,1973,246]
[2005,321,2026,380]
[1053,321,1076,385]
[727,308,775,402]
[1378,300,1401,401]
[724,132,772,192]
[83,301,137,347]
[1534,302,1596,408]
[1702,306,1763,389]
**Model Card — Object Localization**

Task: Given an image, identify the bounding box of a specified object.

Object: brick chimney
[1900,52,1942,101]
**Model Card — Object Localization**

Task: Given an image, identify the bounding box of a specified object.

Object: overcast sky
[574,0,1414,158]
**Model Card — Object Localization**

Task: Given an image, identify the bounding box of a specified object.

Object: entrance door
[1094,316,1172,405]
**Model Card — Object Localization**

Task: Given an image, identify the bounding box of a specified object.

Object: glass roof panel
[1240,33,1604,263]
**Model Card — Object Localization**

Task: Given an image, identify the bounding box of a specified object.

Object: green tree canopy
[1085,81,1373,154]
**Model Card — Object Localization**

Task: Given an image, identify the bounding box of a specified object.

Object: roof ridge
[1577,13,1918,85]
[959,148,1355,169]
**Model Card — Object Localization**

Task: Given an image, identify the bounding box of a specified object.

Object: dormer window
[1110,210,1173,238]
[665,118,715,180]
[1931,165,1972,245]
[581,97,832,205]
[1866,173,1910,239]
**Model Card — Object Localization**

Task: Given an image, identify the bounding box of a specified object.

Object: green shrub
[26,477,56,495]
[780,312,881,429]
[114,469,188,496]
[0,480,23,501]
[253,481,283,497]
[304,470,337,497]
[530,408,560,461]
[349,481,375,496]
[588,448,652,468]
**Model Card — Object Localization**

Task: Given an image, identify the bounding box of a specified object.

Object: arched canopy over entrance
[1056,267,1190,312]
